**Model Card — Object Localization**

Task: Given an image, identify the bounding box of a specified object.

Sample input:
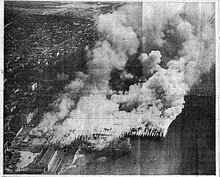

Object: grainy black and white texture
[4,1,216,175]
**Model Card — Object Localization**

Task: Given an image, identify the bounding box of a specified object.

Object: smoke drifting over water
[29,2,215,147]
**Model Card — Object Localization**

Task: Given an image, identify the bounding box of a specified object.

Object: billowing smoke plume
[29,2,215,148]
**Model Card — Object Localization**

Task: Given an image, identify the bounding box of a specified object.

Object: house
[28,82,38,91]
[57,73,69,81]
[34,147,56,170]
[26,108,38,124]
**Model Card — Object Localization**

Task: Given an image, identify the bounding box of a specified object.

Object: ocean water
[61,95,215,175]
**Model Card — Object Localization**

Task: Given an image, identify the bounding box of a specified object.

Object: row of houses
[6,144,66,174]
[28,72,70,92]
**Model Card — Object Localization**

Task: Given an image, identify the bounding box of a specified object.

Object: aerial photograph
[3,1,216,175]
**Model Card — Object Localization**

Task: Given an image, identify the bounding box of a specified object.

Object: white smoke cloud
[138,50,162,78]
[140,2,215,88]
[98,3,140,54]
[142,3,184,48]
[29,2,215,148]
[86,40,128,92]
[112,55,189,135]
